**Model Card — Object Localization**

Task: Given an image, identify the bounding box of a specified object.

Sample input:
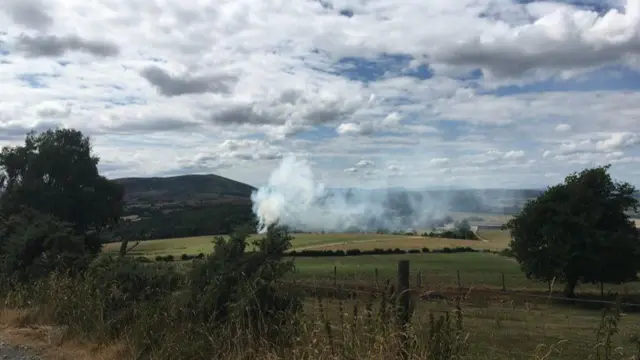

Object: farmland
[103,229,640,296]
[102,228,514,257]
[102,229,640,359]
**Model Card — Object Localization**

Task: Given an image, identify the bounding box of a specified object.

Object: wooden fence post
[397,260,410,360]
[333,265,337,288]
[501,272,506,292]
[417,270,422,288]
[375,268,379,288]
[457,269,461,290]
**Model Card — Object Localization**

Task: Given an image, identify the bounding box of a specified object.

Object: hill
[115,174,256,204]
[108,174,257,242]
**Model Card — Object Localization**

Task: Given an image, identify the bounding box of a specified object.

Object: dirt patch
[0,309,128,360]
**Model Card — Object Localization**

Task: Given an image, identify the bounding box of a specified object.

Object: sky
[2,0,640,189]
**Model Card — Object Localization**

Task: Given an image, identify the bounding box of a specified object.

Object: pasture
[103,233,427,257]
[103,229,514,257]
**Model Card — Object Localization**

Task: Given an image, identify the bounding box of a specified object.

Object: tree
[505,165,640,298]
[0,128,124,256]
[0,208,91,284]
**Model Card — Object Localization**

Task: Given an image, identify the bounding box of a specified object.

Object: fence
[292,263,640,301]
[284,260,640,360]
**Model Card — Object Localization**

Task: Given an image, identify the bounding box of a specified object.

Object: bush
[422,247,430,253]
[346,249,361,256]
[186,225,301,340]
[0,208,96,287]
[180,253,193,261]
[155,255,163,262]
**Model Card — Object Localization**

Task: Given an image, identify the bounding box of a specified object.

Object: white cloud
[555,123,572,132]
[595,132,640,150]
[2,0,640,188]
[355,159,376,168]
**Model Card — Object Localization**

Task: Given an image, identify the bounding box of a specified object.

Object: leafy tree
[0,129,124,256]
[0,208,91,284]
[505,165,640,298]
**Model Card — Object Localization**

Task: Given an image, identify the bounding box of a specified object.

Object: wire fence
[280,260,640,359]
[290,263,640,307]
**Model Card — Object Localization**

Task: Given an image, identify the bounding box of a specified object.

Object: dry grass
[475,229,511,247]
[305,237,504,251]
[3,272,640,360]
[0,309,128,360]
[102,233,436,257]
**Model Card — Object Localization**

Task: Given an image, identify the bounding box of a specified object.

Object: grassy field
[306,294,640,359]
[103,230,515,257]
[292,252,640,294]
[476,228,512,245]
[103,233,431,257]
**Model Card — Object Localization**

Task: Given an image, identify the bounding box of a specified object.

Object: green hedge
[146,247,493,262]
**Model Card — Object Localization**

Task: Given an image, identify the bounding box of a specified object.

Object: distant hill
[108,174,257,242]
[115,174,256,204]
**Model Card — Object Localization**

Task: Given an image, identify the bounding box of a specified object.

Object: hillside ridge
[114,173,256,203]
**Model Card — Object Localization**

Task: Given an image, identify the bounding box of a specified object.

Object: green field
[292,252,640,294]
[103,230,514,257]
[102,228,640,295]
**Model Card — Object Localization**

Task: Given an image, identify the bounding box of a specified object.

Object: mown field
[102,233,429,257]
[103,229,514,257]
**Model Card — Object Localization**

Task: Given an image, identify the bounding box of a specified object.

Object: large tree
[0,129,124,255]
[505,165,640,298]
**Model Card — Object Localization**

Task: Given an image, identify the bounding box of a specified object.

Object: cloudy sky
[2,0,640,189]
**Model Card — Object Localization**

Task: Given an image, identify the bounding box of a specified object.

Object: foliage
[185,224,301,338]
[0,208,94,285]
[110,202,256,241]
[505,165,640,297]
[287,247,477,257]
[0,129,124,237]
[422,220,478,240]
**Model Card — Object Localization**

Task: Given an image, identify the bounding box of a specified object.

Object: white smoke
[250,155,534,234]
[251,155,449,233]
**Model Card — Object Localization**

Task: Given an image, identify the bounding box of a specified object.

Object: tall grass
[0,261,477,360]
[3,265,639,360]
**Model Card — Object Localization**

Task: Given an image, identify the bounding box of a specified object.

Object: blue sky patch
[331,53,434,83]
[514,0,615,14]
[294,126,338,141]
[17,73,59,88]
[105,95,146,106]
[488,65,640,96]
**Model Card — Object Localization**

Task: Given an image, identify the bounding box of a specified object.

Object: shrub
[0,208,96,287]
[422,247,430,253]
[186,225,301,340]
[346,249,361,256]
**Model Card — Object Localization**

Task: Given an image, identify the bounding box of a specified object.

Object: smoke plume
[250,155,465,234]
